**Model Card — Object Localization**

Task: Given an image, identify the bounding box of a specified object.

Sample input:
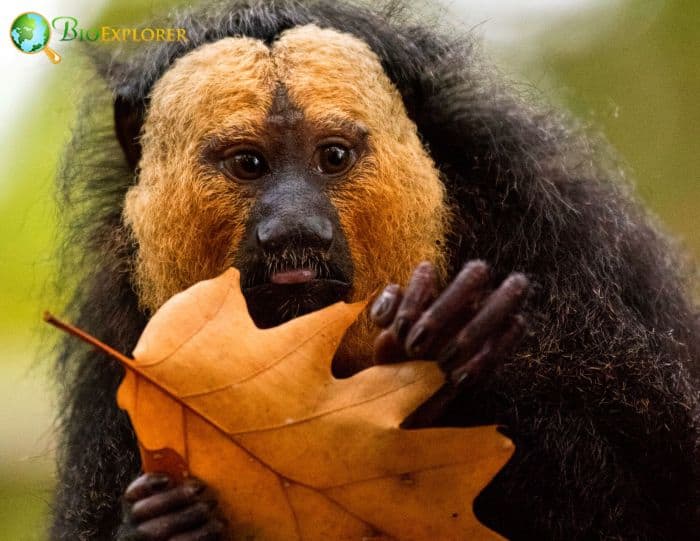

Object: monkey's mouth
[238,254,352,328]
[269,267,320,285]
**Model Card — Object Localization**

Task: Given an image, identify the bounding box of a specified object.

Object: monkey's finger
[401,317,524,429]
[130,480,205,523]
[447,314,527,386]
[369,284,403,328]
[392,261,438,341]
[373,327,408,364]
[439,273,528,372]
[170,519,225,541]
[134,501,213,540]
[124,473,173,503]
[405,260,490,358]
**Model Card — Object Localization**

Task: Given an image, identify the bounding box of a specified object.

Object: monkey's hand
[370,260,528,426]
[118,473,225,541]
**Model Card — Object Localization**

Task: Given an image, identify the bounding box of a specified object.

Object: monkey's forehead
[145,25,408,140]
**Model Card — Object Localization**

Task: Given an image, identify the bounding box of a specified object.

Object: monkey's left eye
[315,144,355,176]
[219,150,268,181]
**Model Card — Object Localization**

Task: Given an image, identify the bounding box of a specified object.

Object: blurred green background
[0,0,697,538]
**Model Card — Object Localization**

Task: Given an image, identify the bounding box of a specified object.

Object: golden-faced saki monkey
[51,1,699,540]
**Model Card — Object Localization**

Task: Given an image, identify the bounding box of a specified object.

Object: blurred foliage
[0,0,697,538]
[543,0,700,263]
[0,0,189,337]
[0,475,52,541]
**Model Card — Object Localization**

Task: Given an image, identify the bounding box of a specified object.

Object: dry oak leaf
[114,267,513,540]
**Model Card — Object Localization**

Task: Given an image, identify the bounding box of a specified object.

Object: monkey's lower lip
[270,268,317,284]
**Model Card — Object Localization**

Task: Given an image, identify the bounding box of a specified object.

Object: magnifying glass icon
[10,12,62,64]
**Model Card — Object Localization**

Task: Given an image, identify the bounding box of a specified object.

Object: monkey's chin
[241,279,352,329]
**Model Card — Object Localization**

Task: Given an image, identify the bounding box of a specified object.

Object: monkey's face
[124,25,450,369]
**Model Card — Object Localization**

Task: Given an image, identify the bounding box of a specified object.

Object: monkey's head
[120,25,451,369]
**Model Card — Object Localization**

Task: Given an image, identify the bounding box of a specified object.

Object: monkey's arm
[371,260,698,539]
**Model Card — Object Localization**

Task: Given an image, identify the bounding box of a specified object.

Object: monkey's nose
[256,215,334,252]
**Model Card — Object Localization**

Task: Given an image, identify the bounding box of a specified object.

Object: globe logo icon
[10,12,61,64]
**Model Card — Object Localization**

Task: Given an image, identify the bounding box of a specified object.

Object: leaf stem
[43,311,135,366]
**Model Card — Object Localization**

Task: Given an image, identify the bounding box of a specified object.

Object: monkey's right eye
[219,151,268,181]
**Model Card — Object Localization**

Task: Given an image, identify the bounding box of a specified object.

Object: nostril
[305,216,333,250]
[255,217,284,248]
[308,216,334,249]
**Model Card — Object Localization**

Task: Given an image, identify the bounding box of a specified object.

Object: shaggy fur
[125,27,450,370]
[52,1,699,539]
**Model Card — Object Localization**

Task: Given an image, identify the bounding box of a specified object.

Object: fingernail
[506,273,529,294]
[370,292,392,320]
[449,364,472,386]
[462,259,489,277]
[395,317,411,340]
[416,261,434,274]
[185,480,205,495]
[406,326,430,357]
[151,474,170,487]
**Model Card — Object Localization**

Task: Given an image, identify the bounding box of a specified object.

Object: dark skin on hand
[121,474,224,541]
[120,260,528,540]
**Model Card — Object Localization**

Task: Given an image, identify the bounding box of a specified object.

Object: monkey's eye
[219,150,268,181]
[316,144,355,176]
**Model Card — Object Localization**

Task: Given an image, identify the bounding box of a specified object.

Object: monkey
[50,1,699,540]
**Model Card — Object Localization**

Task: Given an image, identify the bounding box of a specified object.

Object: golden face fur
[124,25,451,369]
